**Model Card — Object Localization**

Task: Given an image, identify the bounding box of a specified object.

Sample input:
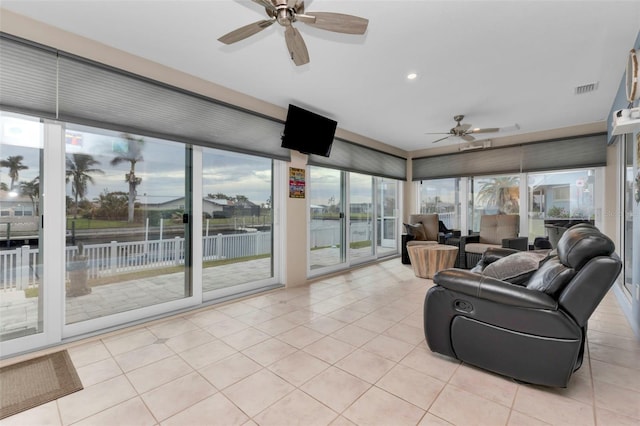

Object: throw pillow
[482,251,548,286]
[404,223,427,241]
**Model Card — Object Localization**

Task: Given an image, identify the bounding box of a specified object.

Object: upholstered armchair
[401,214,440,264]
[424,224,621,387]
[457,214,528,268]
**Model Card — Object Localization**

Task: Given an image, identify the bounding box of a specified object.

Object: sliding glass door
[349,172,374,263]
[0,112,44,345]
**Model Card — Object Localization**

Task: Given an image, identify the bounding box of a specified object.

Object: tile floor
[1,258,639,426]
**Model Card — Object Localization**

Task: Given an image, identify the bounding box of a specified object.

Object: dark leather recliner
[423,224,622,387]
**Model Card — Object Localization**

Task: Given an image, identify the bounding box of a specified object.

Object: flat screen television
[281,104,337,157]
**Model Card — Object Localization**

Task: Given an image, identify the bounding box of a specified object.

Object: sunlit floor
[1,258,639,425]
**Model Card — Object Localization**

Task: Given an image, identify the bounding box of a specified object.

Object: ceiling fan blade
[461,135,476,142]
[218,19,275,44]
[303,12,368,34]
[431,136,450,144]
[456,123,471,132]
[251,0,276,13]
[424,132,450,135]
[469,127,500,134]
[285,25,310,66]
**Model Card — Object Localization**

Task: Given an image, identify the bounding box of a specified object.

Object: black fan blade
[285,25,310,66]
[303,12,368,34]
[218,19,275,44]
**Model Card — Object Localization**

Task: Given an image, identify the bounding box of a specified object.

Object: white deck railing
[0,231,272,291]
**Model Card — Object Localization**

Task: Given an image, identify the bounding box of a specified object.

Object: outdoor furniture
[424,224,621,387]
[456,214,527,268]
[407,244,458,279]
[401,214,441,264]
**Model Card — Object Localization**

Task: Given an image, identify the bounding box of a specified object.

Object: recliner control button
[454,300,473,313]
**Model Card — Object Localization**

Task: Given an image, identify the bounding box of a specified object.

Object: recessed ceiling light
[407,73,417,80]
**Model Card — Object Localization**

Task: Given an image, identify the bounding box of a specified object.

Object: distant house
[141,197,260,218]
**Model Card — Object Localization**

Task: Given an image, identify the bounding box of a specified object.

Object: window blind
[0,33,290,161]
[412,133,606,181]
[308,138,407,180]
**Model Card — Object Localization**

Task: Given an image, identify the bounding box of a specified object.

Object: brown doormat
[0,350,83,419]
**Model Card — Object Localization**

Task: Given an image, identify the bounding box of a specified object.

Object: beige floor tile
[335,348,395,384]
[0,400,61,426]
[329,416,357,426]
[306,316,348,334]
[591,358,640,393]
[113,341,174,372]
[300,366,371,412]
[588,341,640,371]
[593,380,640,420]
[276,325,325,349]
[448,364,518,408]
[343,386,425,426]
[67,340,112,368]
[242,338,298,366]
[235,308,278,326]
[429,385,511,426]
[595,406,640,426]
[57,375,137,425]
[352,314,395,333]
[253,316,299,336]
[179,339,237,369]
[587,329,640,353]
[507,410,551,425]
[383,322,425,345]
[198,352,263,390]
[72,397,156,426]
[220,327,271,350]
[75,357,123,387]
[164,329,216,353]
[513,383,595,425]
[279,308,322,325]
[160,393,249,426]
[417,413,454,425]
[330,324,377,347]
[327,307,369,323]
[147,317,199,339]
[102,328,159,356]
[205,317,251,338]
[126,354,194,394]
[308,300,344,315]
[184,308,231,328]
[216,302,259,318]
[268,350,330,386]
[253,389,338,426]
[400,345,460,382]
[376,364,446,410]
[302,336,356,364]
[370,306,408,322]
[222,369,295,417]
[360,334,415,362]
[141,371,216,421]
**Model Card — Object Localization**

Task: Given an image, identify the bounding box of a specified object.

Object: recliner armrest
[433,269,558,310]
[502,236,528,251]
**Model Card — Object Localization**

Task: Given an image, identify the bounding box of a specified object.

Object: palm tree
[111,133,144,223]
[66,153,103,219]
[20,177,40,216]
[0,155,28,191]
[476,176,520,214]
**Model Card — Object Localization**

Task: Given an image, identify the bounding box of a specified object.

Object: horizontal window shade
[413,134,606,180]
[412,145,522,180]
[308,139,406,180]
[520,134,607,172]
[1,34,289,161]
[0,35,58,118]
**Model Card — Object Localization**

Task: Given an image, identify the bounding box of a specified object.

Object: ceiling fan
[218,0,369,66]
[427,115,502,144]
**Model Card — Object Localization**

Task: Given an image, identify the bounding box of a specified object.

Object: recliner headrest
[557,224,614,270]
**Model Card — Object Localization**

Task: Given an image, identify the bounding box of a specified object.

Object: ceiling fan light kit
[218,0,369,66]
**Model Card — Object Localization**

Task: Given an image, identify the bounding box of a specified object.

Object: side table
[407,244,458,279]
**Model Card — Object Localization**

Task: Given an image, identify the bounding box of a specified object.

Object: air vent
[575,82,598,95]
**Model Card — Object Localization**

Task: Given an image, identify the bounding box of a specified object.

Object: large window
[64,124,191,324]
[469,174,520,232]
[419,178,462,230]
[527,169,595,242]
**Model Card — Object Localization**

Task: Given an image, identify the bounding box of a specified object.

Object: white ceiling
[2,1,639,153]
